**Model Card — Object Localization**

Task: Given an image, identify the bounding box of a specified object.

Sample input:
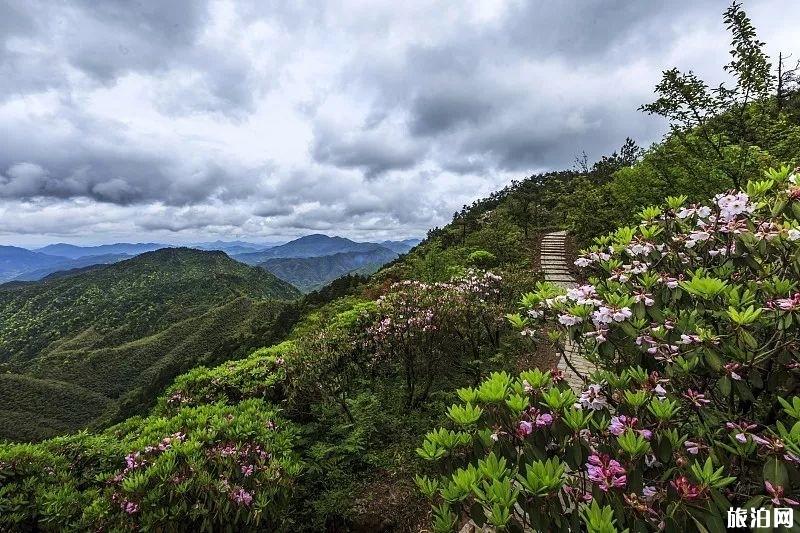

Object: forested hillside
[0,248,301,441]
[1,4,799,532]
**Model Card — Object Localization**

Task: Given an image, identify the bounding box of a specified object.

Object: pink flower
[683,389,710,408]
[725,421,757,443]
[671,475,705,500]
[683,440,707,455]
[517,408,553,437]
[231,487,253,506]
[120,499,139,514]
[642,485,658,501]
[608,416,652,440]
[558,314,583,326]
[535,412,554,427]
[723,362,743,381]
[517,420,534,437]
[765,481,800,506]
[586,454,627,492]
[771,293,800,312]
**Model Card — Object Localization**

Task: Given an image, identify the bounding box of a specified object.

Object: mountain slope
[35,242,165,259]
[234,234,396,264]
[259,247,399,292]
[10,252,133,282]
[0,246,68,283]
[189,240,281,255]
[0,248,301,441]
[379,238,421,254]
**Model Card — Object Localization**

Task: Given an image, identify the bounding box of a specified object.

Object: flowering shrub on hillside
[369,271,505,407]
[0,400,302,531]
[417,167,800,532]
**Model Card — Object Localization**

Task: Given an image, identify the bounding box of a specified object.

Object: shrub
[368,271,505,408]
[419,166,800,532]
[156,342,294,415]
[468,250,498,269]
[0,400,302,532]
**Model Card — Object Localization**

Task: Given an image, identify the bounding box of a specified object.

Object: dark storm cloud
[66,0,209,80]
[0,143,263,206]
[0,0,796,243]
[320,0,730,174]
[409,91,496,137]
[0,0,256,113]
[311,125,424,179]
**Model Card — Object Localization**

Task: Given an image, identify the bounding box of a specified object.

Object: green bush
[468,250,498,269]
[0,400,302,532]
[419,167,800,532]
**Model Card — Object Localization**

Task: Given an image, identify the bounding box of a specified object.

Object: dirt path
[540,231,595,391]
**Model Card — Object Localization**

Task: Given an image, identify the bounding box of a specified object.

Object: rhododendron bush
[0,400,302,531]
[368,271,505,407]
[417,167,800,532]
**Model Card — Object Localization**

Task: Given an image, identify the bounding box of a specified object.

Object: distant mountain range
[0,235,420,287]
[259,246,400,292]
[232,234,419,291]
[35,242,165,259]
[232,234,416,264]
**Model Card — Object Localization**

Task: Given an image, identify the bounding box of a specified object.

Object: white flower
[575,257,592,267]
[592,306,614,326]
[576,384,608,410]
[788,228,800,241]
[612,307,632,322]
[559,314,582,326]
[715,192,753,221]
[697,206,711,218]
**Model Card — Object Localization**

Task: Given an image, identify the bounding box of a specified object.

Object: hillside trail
[539,230,596,391]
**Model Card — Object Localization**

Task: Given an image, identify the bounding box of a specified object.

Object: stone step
[545,277,576,283]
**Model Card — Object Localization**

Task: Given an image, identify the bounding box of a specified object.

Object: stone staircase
[539,231,595,391]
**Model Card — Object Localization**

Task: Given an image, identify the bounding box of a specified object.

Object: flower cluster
[586,454,627,492]
[421,167,800,532]
[365,270,508,406]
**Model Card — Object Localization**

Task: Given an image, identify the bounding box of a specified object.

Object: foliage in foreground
[0,400,302,532]
[419,166,800,531]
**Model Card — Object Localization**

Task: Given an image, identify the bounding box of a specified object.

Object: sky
[1,1,798,247]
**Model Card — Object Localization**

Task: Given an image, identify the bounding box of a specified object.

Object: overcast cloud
[0,0,797,246]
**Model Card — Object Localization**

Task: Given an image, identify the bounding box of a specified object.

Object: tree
[640,2,774,189]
